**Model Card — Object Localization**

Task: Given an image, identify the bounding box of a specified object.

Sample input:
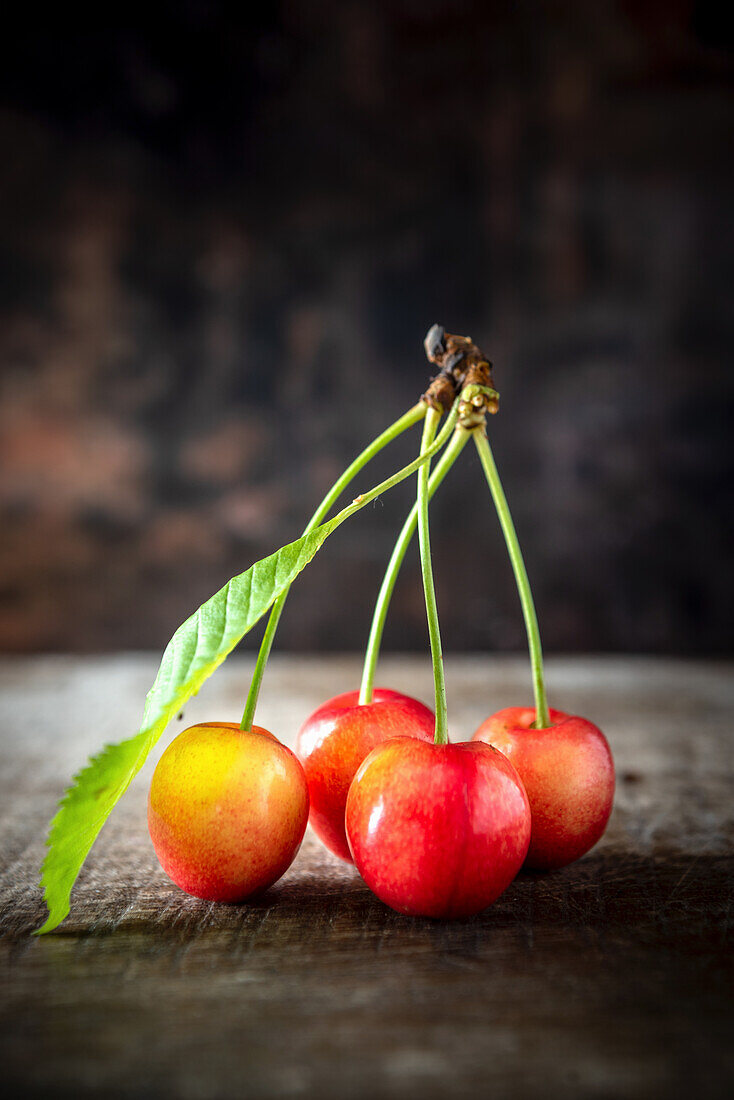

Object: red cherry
[148,722,309,902]
[295,689,435,861]
[473,706,615,870]
[345,737,531,918]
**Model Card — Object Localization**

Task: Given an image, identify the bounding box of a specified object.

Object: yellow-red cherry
[148,722,309,902]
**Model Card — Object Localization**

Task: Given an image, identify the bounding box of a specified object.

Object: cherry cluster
[148,329,615,920]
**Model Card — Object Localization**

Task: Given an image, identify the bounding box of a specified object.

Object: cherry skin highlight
[295,689,435,861]
[148,722,309,902]
[345,737,531,918]
[473,706,615,870]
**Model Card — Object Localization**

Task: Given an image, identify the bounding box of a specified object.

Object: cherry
[473,706,615,870]
[295,689,435,861]
[345,736,531,918]
[148,722,309,902]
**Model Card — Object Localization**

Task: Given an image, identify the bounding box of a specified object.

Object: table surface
[0,654,732,1100]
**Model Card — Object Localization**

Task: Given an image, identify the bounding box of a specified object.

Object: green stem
[240,402,427,730]
[241,401,464,730]
[417,409,449,745]
[359,426,471,705]
[319,403,457,530]
[473,431,551,728]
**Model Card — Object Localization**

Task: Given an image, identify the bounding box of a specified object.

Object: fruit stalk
[417,408,449,745]
[240,401,427,730]
[358,426,470,705]
[473,431,550,729]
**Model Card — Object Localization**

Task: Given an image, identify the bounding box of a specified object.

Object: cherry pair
[147,327,614,922]
[147,688,613,919]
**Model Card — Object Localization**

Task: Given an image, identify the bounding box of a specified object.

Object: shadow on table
[13,845,731,954]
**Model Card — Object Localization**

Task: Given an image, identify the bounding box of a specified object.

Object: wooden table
[1,655,732,1099]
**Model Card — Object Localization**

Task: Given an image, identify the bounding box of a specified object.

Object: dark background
[0,2,732,657]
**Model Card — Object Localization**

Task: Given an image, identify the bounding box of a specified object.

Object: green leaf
[37,524,334,934]
[37,402,460,933]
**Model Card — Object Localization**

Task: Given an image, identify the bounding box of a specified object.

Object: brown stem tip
[421,325,499,415]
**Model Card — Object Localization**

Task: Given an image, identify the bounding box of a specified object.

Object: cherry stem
[417,408,449,745]
[358,425,471,705]
[240,401,461,731]
[240,402,427,731]
[473,431,551,729]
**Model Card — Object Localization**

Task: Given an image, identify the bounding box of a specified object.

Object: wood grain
[1,655,732,1099]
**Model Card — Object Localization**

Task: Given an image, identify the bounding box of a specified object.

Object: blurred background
[0,2,731,657]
